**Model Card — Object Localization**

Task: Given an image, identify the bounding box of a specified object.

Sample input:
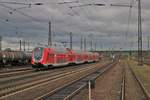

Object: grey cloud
[0,0,150,50]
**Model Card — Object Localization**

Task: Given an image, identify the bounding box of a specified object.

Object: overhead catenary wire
[0,3,43,22]
[57,0,105,50]
[0,1,50,47]
[90,0,106,50]
[110,0,137,50]
[58,0,88,49]
[0,3,46,32]
[125,0,136,40]
[69,1,96,51]
[123,0,135,49]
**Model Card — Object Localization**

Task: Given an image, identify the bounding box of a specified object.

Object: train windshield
[33,47,44,61]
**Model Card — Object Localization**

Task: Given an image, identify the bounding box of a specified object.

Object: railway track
[0,63,95,95]
[0,67,33,78]
[62,59,149,100]
[120,62,125,100]
[0,61,110,100]
[127,63,150,100]
[143,61,150,66]
[0,65,31,73]
[35,61,117,100]
[133,59,150,66]
[120,62,149,100]
[65,59,149,100]
[41,63,116,100]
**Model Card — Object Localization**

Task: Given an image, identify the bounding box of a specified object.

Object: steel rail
[0,67,31,73]
[0,69,33,78]
[0,63,93,94]
[127,62,150,99]
[0,63,95,89]
[63,84,86,100]
[0,62,103,99]
[63,62,117,100]
[35,61,117,100]
[0,70,67,91]
[120,63,125,100]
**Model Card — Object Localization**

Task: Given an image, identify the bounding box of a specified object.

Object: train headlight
[3,55,6,58]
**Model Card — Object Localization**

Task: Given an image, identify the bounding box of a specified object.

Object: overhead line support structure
[81,35,83,51]
[84,37,86,52]
[148,36,150,51]
[137,0,143,66]
[69,3,105,8]
[0,36,2,51]
[19,40,22,51]
[68,3,105,52]
[111,0,143,66]
[48,21,52,47]
[0,1,43,6]
[70,32,73,50]
[57,1,79,4]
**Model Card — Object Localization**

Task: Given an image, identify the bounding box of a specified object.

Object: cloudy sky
[0,0,149,51]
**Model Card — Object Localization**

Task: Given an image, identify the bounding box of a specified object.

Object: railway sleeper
[39,61,117,100]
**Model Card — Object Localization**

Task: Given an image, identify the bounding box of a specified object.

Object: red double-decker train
[31,47,99,70]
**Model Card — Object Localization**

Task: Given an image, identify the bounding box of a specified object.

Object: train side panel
[31,47,100,70]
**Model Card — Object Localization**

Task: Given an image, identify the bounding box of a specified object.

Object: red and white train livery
[31,47,99,69]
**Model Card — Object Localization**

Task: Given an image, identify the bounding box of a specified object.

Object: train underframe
[32,60,97,71]
[0,59,31,68]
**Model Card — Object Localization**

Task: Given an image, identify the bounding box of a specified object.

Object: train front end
[32,47,45,69]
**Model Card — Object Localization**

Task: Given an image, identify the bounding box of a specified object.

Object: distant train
[31,47,100,70]
[0,51,32,67]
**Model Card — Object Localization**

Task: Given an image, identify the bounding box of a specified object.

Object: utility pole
[48,21,52,47]
[19,40,22,51]
[111,0,143,66]
[0,36,2,51]
[70,32,73,49]
[84,37,86,51]
[81,35,83,51]
[138,0,143,66]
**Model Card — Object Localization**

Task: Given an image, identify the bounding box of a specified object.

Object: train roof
[33,47,68,53]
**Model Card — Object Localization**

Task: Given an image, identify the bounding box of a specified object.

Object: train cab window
[34,47,44,61]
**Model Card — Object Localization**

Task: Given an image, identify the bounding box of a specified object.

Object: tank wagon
[31,47,100,70]
[0,51,32,67]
